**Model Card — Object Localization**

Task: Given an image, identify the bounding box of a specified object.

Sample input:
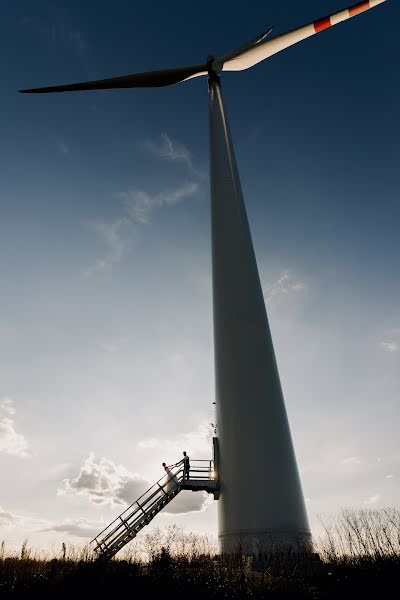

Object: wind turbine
[20,0,387,554]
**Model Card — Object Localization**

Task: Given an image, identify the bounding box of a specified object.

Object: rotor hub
[207,55,220,87]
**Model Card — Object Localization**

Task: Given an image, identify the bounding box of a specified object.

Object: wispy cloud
[379,329,400,353]
[99,337,128,353]
[364,493,380,505]
[83,131,202,277]
[0,398,29,458]
[0,504,102,539]
[0,505,48,530]
[263,270,306,305]
[20,17,88,56]
[143,133,202,177]
[45,518,103,539]
[138,423,214,456]
[20,16,54,41]
[341,456,361,465]
[69,31,87,55]
[379,341,399,353]
[82,217,131,278]
[99,342,119,353]
[0,397,16,416]
[83,177,198,277]
[0,505,20,528]
[57,136,69,156]
[121,182,199,225]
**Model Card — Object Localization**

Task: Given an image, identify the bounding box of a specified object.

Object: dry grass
[316,507,400,563]
[0,511,399,598]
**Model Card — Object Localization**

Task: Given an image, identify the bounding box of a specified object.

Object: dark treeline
[0,509,399,598]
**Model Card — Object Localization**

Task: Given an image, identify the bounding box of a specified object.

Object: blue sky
[0,0,399,553]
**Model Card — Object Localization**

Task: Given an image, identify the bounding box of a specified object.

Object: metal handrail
[91,458,214,551]
[93,467,184,548]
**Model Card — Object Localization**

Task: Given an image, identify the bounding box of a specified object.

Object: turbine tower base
[219,529,313,555]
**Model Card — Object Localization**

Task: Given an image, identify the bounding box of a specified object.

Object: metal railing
[182,459,214,481]
[91,458,215,558]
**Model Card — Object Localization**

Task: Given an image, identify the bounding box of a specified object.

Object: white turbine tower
[20,0,387,554]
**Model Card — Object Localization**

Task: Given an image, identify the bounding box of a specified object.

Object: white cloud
[83,217,131,278]
[144,133,196,173]
[60,453,149,506]
[263,270,306,304]
[363,493,380,505]
[379,329,400,353]
[386,474,394,479]
[379,341,398,353]
[0,397,16,415]
[341,456,361,465]
[0,418,29,457]
[0,399,29,458]
[121,182,198,225]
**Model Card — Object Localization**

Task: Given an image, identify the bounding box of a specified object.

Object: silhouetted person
[182,451,190,480]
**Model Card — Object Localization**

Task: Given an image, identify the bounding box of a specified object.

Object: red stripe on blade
[314,17,332,33]
[349,1,370,16]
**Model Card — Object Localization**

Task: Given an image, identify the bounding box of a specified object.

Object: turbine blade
[220,0,387,72]
[19,63,208,93]
[216,27,274,66]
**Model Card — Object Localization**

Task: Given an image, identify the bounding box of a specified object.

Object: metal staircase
[91,457,218,560]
